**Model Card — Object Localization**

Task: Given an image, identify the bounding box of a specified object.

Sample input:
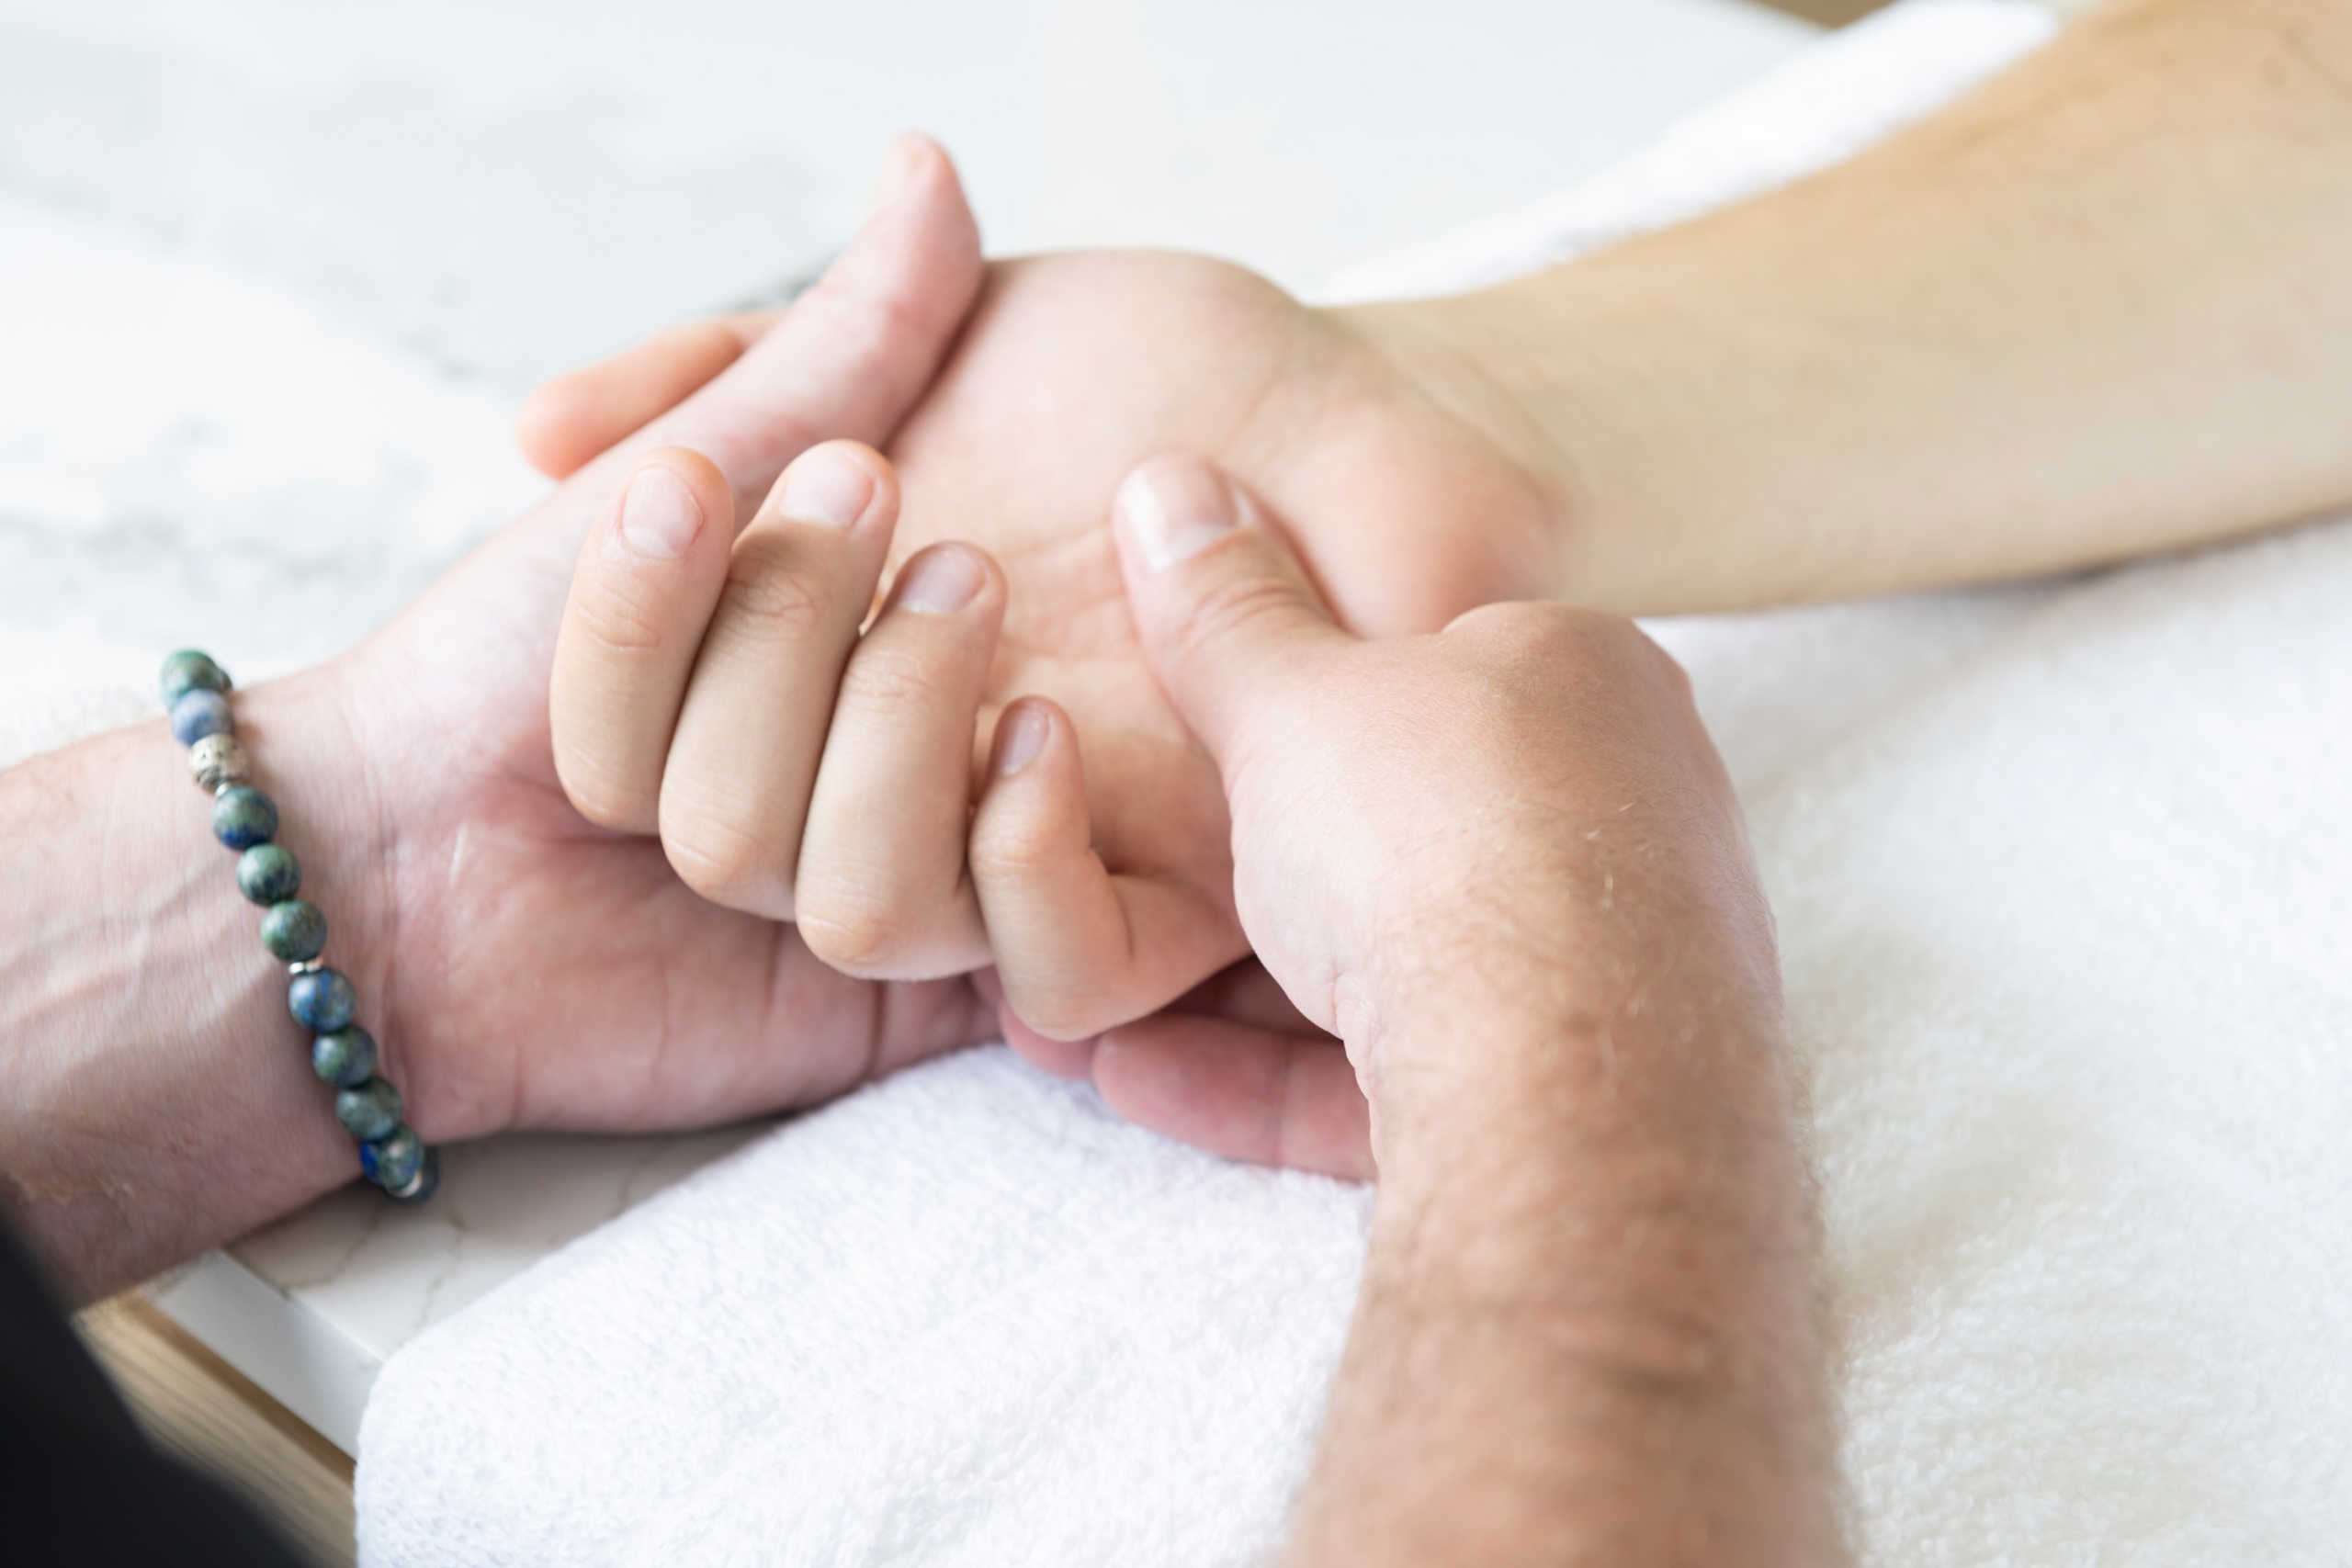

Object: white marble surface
[0,0,1819,1453]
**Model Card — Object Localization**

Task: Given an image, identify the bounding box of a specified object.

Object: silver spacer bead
[384,1163,434,1201]
[188,733,251,792]
[288,958,325,976]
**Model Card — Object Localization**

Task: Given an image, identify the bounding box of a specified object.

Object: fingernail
[871,134,924,209]
[778,446,875,529]
[992,703,1049,776]
[892,545,984,615]
[616,464,703,560]
[1115,454,1239,574]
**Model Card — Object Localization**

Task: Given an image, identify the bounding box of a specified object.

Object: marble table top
[0,0,1816,1452]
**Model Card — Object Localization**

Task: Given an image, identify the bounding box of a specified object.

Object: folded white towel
[363,4,2352,1563]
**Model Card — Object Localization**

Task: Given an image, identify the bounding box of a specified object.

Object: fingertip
[999,1004,1100,1080]
[519,321,754,479]
[1107,452,1345,768]
[871,131,953,210]
[834,132,981,344]
[1112,451,1249,578]
[514,370,598,479]
[985,694,1060,781]
[769,438,898,535]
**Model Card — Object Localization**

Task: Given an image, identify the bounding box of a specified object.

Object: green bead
[336,1077,402,1142]
[289,968,356,1032]
[211,786,278,851]
[159,650,232,706]
[261,900,326,963]
[237,844,300,906]
[362,1126,429,1195]
[311,1027,378,1088]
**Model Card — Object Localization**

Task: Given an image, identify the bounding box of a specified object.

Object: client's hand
[518,249,1562,1043]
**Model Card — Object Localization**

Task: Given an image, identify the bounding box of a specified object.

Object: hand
[1056,453,1778,1174]
[1074,462,1821,1565]
[313,138,1003,1142]
[516,248,1564,1043]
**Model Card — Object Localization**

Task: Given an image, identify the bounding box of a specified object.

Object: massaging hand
[1077,452,1773,1177]
[520,207,1558,1045]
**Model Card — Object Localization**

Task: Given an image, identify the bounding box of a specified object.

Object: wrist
[0,665,405,1300]
[1321,294,1584,603]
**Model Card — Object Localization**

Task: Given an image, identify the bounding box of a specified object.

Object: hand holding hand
[520,249,1564,1043]
[317,139,1001,1143]
[1075,453,1779,1176]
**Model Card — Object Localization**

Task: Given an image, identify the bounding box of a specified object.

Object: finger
[658,441,898,916]
[794,543,1006,980]
[516,311,780,480]
[644,133,983,520]
[1111,452,1352,773]
[969,968,1100,1079]
[549,448,740,832]
[969,697,1246,1040]
[1093,1016,1374,1181]
[998,1006,1100,1081]
[1161,956,1317,1032]
[482,136,979,685]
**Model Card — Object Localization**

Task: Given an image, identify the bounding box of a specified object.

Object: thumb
[1111,452,1351,769]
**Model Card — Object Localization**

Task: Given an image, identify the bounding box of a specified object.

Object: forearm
[1287,987,1831,1564]
[1349,0,2352,612]
[0,674,386,1303]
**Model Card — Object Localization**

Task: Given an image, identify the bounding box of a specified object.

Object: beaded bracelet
[163,650,440,1204]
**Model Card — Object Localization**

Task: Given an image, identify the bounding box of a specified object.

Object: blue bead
[336,1077,402,1141]
[311,1026,378,1088]
[160,650,231,706]
[237,844,300,905]
[288,968,356,1032]
[170,689,233,745]
[360,1125,426,1192]
[212,786,278,850]
[261,899,326,962]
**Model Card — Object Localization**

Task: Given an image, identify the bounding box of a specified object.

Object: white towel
[362,3,2351,1563]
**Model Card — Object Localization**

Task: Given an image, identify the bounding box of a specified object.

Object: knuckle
[716,543,834,646]
[795,888,910,976]
[551,742,652,834]
[967,815,1060,886]
[837,642,948,711]
[1166,572,1312,671]
[572,571,673,657]
[661,809,793,915]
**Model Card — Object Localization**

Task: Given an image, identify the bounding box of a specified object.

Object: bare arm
[1354,0,2352,610]
[1287,996,1826,1564]
[1092,454,1834,1561]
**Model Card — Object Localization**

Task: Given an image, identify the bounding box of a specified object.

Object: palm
[882,252,1556,1021]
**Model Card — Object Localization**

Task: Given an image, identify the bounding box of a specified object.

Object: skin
[0,0,2330,1549]
[1097,453,1830,1563]
[0,139,1006,1301]
[14,0,2352,1284]
[534,0,2352,1172]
